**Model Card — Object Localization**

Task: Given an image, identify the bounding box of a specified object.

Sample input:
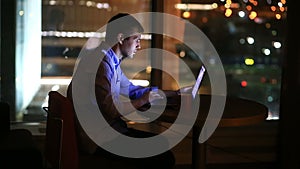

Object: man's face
[120,33,141,59]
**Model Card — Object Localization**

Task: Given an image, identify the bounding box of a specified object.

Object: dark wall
[0,0,16,120]
[279,0,300,168]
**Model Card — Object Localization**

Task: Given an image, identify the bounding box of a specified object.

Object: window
[19,0,286,121]
[162,0,286,120]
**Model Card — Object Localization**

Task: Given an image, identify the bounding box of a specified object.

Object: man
[67,13,177,169]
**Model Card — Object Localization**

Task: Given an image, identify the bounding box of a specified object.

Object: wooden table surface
[155,94,268,128]
[152,94,268,169]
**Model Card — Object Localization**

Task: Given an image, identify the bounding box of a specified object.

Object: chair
[44,91,79,169]
[44,117,63,169]
[44,91,139,169]
[0,102,43,169]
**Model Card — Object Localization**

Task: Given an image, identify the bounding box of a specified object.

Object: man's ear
[118,33,124,44]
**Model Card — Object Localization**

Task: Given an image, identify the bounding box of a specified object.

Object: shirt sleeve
[128,84,158,100]
[118,70,158,100]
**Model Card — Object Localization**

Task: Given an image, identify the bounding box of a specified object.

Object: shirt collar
[101,44,121,69]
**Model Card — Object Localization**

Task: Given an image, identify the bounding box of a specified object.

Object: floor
[11,77,280,169]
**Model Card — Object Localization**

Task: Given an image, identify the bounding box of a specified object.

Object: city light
[262,48,271,56]
[245,58,255,65]
[175,3,219,11]
[41,31,152,40]
[19,10,24,16]
[179,51,186,58]
[249,11,257,20]
[44,0,110,10]
[182,11,191,18]
[146,66,152,74]
[273,41,281,49]
[241,80,248,87]
[239,38,246,44]
[238,11,246,17]
[246,36,255,44]
[225,8,233,17]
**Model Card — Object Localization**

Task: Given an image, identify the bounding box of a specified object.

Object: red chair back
[46,91,79,169]
[45,116,63,169]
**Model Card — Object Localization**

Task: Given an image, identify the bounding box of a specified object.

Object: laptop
[191,65,206,99]
[151,65,206,106]
[128,65,206,122]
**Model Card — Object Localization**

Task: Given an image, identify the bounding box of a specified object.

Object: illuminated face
[120,33,141,59]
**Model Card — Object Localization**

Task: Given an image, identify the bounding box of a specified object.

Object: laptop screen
[191,65,206,98]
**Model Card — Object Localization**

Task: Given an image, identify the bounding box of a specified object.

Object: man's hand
[148,91,164,103]
[178,85,193,94]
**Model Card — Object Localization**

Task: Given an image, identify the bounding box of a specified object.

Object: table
[155,94,268,169]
